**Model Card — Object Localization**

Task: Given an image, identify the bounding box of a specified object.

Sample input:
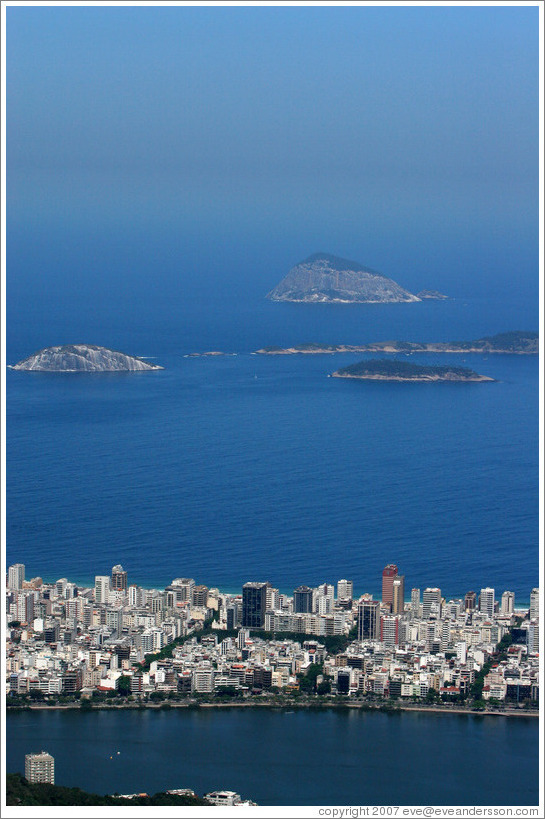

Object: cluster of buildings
[5,562,540,704]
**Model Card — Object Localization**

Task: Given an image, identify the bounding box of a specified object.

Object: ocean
[6,251,539,601]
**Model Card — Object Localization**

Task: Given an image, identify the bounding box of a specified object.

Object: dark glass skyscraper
[293,585,314,614]
[242,582,268,628]
[357,598,380,641]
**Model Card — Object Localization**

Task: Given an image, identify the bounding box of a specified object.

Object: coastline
[8,701,538,718]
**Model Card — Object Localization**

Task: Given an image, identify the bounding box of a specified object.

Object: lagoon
[6,707,539,806]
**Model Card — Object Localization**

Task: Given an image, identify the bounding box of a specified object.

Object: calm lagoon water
[6,708,539,806]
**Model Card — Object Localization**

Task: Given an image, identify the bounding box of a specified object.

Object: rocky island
[10,344,164,372]
[332,359,495,382]
[416,289,448,299]
[255,331,538,356]
[183,351,236,358]
[266,252,421,303]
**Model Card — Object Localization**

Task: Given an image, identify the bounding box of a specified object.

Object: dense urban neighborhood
[6,563,539,712]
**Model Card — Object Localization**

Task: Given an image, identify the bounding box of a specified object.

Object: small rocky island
[183,351,237,358]
[10,344,164,372]
[267,252,422,303]
[332,359,495,382]
[416,289,448,300]
[256,331,538,356]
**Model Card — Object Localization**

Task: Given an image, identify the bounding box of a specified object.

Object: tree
[116,676,132,697]
[298,663,323,694]
[216,686,242,698]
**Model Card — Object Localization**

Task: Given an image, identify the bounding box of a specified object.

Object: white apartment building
[422,588,441,619]
[337,579,353,602]
[192,667,215,693]
[94,576,110,604]
[8,563,25,591]
[25,751,55,784]
[479,587,495,618]
[530,588,539,621]
[501,591,515,615]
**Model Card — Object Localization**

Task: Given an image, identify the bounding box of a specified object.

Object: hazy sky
[6,3,540,300]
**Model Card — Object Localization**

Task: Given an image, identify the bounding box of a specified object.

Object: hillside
[6,773,209,806]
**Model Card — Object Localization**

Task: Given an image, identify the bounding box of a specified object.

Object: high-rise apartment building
[479,587,495,618]
[380,614,400,646]
[422,588,441,619]
[382,564,398,609]
[465,591,477,611]
[106,608,124,637]
[25,751,55,784]
[392,576,405,615]
[337,579,353,604]
[55,578,68,598]
[357,598,380,641]
[315,584,335,616]
[501,591,515,615]
[111,565,127,592]
[530,588,539,621]
[15,591,35,624]
[8,563,25,591]
[528,620,539,654]
[242,582,268,628]
[226,605,237,630]
[293,586,314,614]
[411,588,421,618]
[94,576,110,604]
[266,586,280,611]
[169,578,195,603]
[316,583,335,603]
[128,584,143,607]
[192,585,209,607]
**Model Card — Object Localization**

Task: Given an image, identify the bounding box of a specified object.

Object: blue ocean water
[6,274,539,602]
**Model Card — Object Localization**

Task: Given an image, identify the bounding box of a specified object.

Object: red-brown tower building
[382,564,399,608]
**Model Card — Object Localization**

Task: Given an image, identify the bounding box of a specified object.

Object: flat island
[10,344,164,372]
[184,351,236,358]
[416,289,448,299]
[332,359,495,382]
[256,331,537,356]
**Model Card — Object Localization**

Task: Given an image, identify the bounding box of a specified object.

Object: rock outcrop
[267,252,420,303]
[10,344,163,372]
[416,290,448,300]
